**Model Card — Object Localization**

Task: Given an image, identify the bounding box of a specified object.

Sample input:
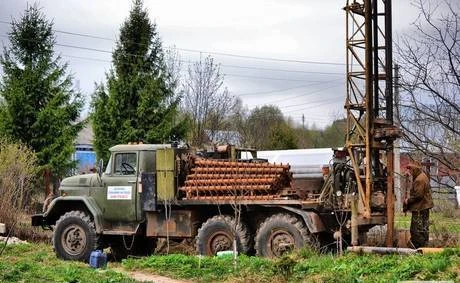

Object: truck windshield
[114,152,137,175]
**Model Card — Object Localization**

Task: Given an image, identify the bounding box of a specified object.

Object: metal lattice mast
[344,0,400,245]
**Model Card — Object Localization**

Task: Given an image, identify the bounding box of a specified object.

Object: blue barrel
[89,250,107,268]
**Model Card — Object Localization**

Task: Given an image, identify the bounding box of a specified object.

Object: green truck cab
[32,144,174,261]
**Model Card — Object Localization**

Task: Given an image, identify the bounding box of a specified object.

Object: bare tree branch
[181,55,237,146]
[396,0,460,187]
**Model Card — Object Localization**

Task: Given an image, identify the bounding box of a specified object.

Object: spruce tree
[91,0,185,161]
[0,4,83,180]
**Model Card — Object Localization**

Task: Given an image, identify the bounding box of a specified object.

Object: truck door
[101,151,139,223]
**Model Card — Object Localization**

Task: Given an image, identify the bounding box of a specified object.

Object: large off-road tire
[53,211,98,261]
[196,215,250,256]
[255,213,317,257]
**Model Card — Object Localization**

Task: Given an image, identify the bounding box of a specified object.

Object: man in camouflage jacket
[403,162,434,248]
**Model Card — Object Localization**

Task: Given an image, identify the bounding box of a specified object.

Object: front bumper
[31,214,45,227]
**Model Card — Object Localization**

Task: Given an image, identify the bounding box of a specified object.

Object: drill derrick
[344,0,401,246]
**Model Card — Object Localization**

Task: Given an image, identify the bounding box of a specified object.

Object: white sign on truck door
[107,186,132,200]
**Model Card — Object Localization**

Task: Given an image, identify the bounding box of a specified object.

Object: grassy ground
[395,212,460,233]
[394,211,460,247]
[1,242,459,282]
[122,248,460,282]
[0,244,133,283]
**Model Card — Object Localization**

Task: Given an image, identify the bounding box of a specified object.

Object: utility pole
[394,64,402,212]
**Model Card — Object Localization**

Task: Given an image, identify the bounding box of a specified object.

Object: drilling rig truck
[32,0,400,261]
[32,143,388,261]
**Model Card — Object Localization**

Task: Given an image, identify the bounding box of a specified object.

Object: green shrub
[0,139,37,233]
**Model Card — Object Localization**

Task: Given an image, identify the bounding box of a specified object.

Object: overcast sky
[0,0,421,128]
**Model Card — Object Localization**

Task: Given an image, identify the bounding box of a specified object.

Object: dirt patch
[113,267,193,283]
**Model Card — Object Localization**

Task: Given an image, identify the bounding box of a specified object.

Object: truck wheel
[53,211,98,261]
[255,213,316,257]
[196,215,250,256]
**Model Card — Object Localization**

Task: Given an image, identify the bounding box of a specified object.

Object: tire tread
[255,213,317,257]
[53,210,98,261]
[196,215,250,255]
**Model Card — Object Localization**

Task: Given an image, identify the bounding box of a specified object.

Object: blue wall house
[73,124,96,174]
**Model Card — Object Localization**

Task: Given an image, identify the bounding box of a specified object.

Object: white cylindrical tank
[258,148,333,178]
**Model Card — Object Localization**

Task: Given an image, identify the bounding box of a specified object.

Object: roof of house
[76,124,93,146]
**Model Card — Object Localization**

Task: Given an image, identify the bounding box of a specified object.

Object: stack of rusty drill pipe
[181,189,281,200]
[185,189,270,199]
[187,173,281,180]
[194,159,290,169]
[195,159,290,170]
[180,185,272,191]
[193,195,278,200]
[180,189,279,199]
[191,167,288,174]
[181,158,292,200]
[185,178,277,186]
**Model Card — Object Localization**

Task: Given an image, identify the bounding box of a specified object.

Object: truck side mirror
[97,159,104,178]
